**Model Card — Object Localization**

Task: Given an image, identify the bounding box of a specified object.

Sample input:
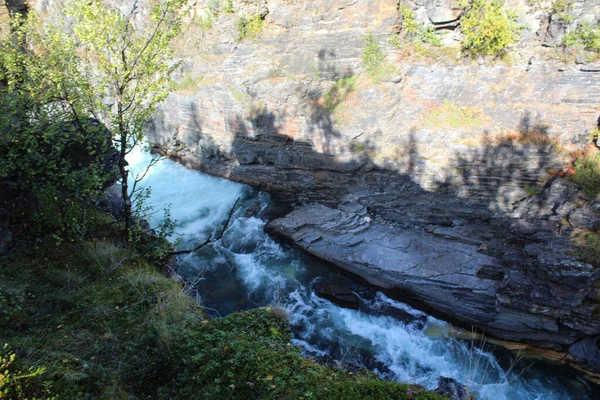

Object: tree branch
[169,197,241,256]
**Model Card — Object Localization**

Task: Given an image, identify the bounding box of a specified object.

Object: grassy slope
[0,209,447,400]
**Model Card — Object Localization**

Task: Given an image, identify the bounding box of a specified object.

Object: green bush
[236,15,264,41]
[1,345,55,399]
[568,153,600,197]
[362,34,400,82]
[563,22,600,53]
[460,0,520,58]
[399,5,441,46]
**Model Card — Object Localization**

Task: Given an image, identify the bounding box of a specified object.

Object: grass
[422,99,486,131]
[572,230,600,269]
[568,151,600,198]
[0,206,450,399]
[169,73,204,93]
[362,34,401,83]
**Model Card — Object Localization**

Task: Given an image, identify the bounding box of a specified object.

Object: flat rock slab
[266,204,502,326]
[266,203,600,356]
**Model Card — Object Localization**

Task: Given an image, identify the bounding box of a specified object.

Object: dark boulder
[434,376,470,400]
[315,281,360,309]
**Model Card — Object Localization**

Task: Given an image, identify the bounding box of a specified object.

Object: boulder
[434,376,470,400]
[425,0,462,25]
[315,281,360,309]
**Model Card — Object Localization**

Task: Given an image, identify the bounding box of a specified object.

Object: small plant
[568,152,600,197]
[196,11,215,31]
[572,230,600,269]
[236,15,264,41]
[551,0,574,23]
[169,73,204,93]
[563,22,600,53]
[222,0,234,14]
[362,34,400,82]
[460,0,521,58]
[0,345,55,399]
[589,127,600,144]
[0,286,25,323]
[399,4,442,46]
[524,184,542,196]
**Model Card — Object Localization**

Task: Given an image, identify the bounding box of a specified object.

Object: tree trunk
[117,102,132,241]
[4,0,28,21]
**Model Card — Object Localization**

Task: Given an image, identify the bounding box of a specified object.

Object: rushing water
[130,149,597,400]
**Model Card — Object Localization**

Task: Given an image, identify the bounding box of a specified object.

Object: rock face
[266,201,600,353]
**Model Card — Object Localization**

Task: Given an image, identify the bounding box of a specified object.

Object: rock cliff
[140,0,600,375]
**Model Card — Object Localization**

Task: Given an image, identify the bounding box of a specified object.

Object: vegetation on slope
[0,207,448,399]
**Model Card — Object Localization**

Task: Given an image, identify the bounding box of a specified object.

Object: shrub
[563,22,600,53]
[460,0,520,58]
[236,15,264,41]
[0,345,55,399]
[568,152,600,197]
[399,5,441,46]
[362,34,400,82]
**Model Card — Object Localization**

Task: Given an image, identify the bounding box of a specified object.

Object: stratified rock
[266,203,600,351]
[425,0,462,25]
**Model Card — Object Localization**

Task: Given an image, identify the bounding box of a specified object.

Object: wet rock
[244,202,263,218]
[266,203,600,349]
[368,304,428,330]
[569,336,600,373]
[315,281,360,309]
[434,376,469,400]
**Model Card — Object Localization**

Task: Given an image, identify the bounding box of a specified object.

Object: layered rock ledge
[265,199,600,377]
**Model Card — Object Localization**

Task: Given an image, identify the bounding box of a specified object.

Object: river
[130,149,597,400]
